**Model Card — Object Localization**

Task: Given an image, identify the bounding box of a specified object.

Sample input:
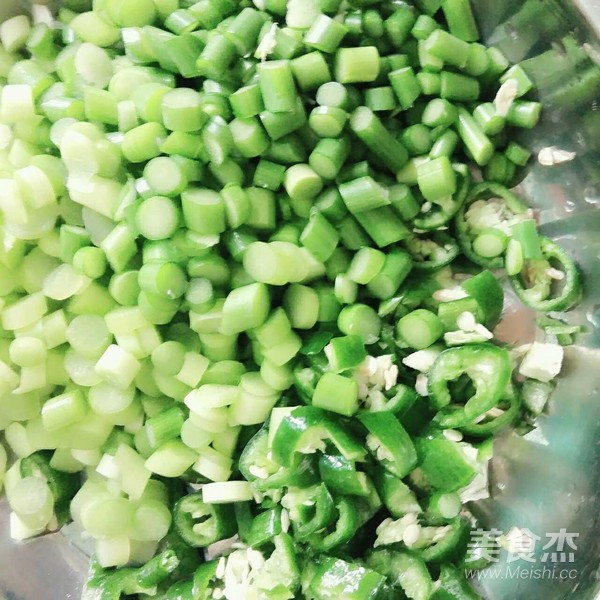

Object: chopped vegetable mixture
[0,0,583,599]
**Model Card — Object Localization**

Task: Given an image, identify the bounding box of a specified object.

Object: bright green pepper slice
[358,411,418,478]
[405,232,461,272]
[238,426,280,481]
[419,519,470,563]
[428,343,511,427]
[364,382,419,415]
[162,530,200,580]
[192,561,219,600]
[257,455,320,492]
[318,453,372,497]
[307,556,386,600]
[234,501,254,545]
[239,426,319,490]
[413,436,477,492]
[307,497,360,551]
[460,388,522,436]
[413,163,470,231]
[173,493,236,547]
[136,549,180,589]
[430,565,480,600]
[247,507,283,548]
[255,533,301,598]
[355,481,383,527]
[456,182,528,269]
[90,567,156,600]
[87,556,162,600]
[372,466,422,518]
[509,236,581,312]
[283,483,336,539]
[367,550,433,600]
[300,330,335,355]
[461,270,504,328]
[271,406,366,467]
[293,366,321,404]
[162,579,195,600]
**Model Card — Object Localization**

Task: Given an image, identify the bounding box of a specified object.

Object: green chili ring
[307,496,360,551]
[173,493,237,547]
[428,344,512,428]
[413,163,471,230]
[419,518,469,563]
[459,389,522,436]
[405,232,460,271]
[294,484,337,539]
[509,237,582,312]
[456,182,528,268]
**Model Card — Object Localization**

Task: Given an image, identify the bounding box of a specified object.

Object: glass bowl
[0,1,598,599]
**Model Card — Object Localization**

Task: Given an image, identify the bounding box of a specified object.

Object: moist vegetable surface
[0,0,583,598]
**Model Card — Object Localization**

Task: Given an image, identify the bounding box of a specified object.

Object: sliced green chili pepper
[301,330,335,355]
[271,406,366,467]
[405,232,460,271]
[511,219,543,260]
[461,270,504,328]
[234,501,254,544]
[192,561,219,600]
[437,296,483,331]
[318,454,372,497]
[428,344,511,427]
[247,506,283,548]
[173,493,237,547]
[456,182,528,268]
[413,163,470,230]
[255,533,301,597]
[358,411,418,478]
[255,454,320,492]
[238,426,280,482]
[363,383,418,415]
[162,530,200,580]
[308,556,386,600]
[85,557,106,589]
[419,519,469,563]
[367,550,433,600]
[293,366,320,404]
[433,564,480,600]
[308,496,361,551]
[460,388,522,436]
[357,480,383,525]
[536,315,583,346]
[91,568,156,600]
[136,549,180,589]
[398,393,437,436]
[413,436,477,492]
[20,451,79,521]
[283,483,336,539]
[509,237,581,312]
[162,579,195,600]
[372,466,422,518]
[398,271,442,310]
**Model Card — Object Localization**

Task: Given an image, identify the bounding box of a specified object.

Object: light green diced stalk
[95,344,141,390]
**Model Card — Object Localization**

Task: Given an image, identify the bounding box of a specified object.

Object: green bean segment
[0,1,581,599]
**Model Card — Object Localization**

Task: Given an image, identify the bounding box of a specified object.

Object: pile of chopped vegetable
[0,0,584,598]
